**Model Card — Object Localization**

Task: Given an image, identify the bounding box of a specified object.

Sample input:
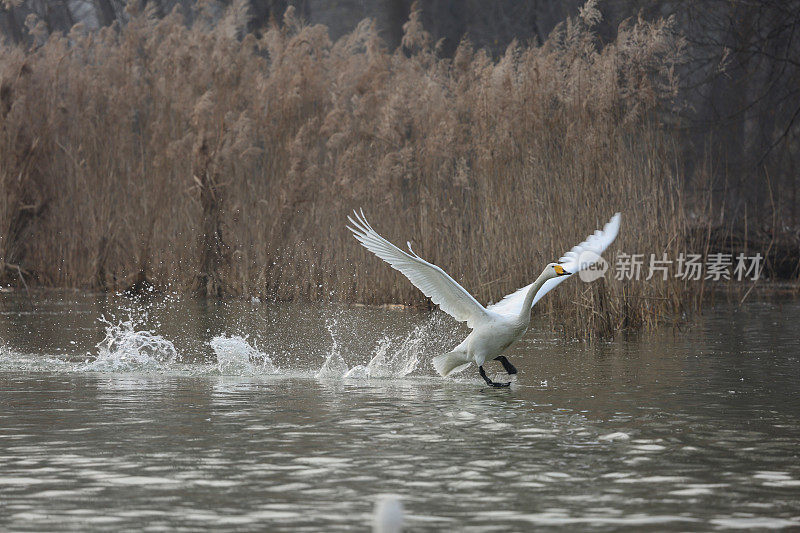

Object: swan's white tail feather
[432,351,471,377]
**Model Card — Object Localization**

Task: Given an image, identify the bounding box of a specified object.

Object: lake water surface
[1,292,799,531]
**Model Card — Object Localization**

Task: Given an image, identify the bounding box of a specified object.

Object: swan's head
[547,263,572,278]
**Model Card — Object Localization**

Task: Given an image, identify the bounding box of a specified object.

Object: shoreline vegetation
[0,1,796,336]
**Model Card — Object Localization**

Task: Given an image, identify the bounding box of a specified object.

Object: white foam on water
[84,319,177,372]
[210,335,278,376]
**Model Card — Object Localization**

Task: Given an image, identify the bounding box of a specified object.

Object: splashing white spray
[84,319,177,372]
[210,335,278,375]
[344,322,430,379]
[316,317,349,378]
[318,311,457,380]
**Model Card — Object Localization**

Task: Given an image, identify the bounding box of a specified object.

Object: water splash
[344,325,425,379]
[343,337,393,379]
[1,294,461,379]
[84,319,177,372]
[210,335,278,375]
[321,311,456,380]
[0,342,70,372]
[316,317,349,378]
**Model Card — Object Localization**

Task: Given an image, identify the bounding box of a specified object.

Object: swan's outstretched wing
[487,213,621,317]
[348,210,488,328]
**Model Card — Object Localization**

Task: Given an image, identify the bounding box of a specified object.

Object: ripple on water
[668,484,728,496]
[710,517,800,529]
[752,471,800,487]
[490,512,702,527]
[2,297,800,531]
[598,431,630,442]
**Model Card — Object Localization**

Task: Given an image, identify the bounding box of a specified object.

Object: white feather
[487,213,621,317]
[347,210,488,329]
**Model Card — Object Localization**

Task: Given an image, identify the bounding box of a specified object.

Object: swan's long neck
[518,269,553,322]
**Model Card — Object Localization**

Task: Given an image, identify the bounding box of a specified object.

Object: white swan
[347,210,620,387]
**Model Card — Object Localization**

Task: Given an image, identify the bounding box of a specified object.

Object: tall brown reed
[0,1,698,336]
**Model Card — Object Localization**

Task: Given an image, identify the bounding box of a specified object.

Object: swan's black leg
[479,365,510,388]
[494,356,517,375]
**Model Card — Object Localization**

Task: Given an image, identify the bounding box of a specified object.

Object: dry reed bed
[0,1,699,336]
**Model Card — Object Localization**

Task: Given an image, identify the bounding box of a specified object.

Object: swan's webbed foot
[479,365,510,388]
[494,356,517,375]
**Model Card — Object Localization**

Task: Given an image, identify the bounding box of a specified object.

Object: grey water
[1,291,799,531]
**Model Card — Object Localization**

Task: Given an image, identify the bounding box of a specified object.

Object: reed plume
[0,2,698,335]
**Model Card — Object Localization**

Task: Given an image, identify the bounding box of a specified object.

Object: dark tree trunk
[384,0,410,49]
[95,0,117,27]
[2,5,24,45]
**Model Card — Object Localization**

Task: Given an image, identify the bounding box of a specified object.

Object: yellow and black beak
[554,264,571,276]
